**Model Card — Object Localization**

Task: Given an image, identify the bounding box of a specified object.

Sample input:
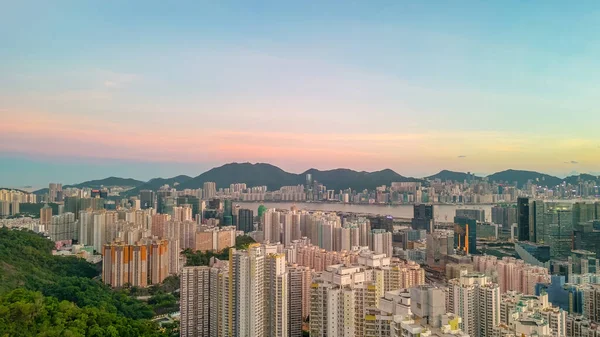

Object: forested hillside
[0,228,170,336]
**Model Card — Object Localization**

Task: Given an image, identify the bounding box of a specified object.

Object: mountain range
[31,177,146,195]
[175,163,422,192]
[30,162,599,195]
[427,169,598,187]
[425,170,477,182]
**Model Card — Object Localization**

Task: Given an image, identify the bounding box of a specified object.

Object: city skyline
[4,2,600,337]
[0,161,600,188]
[2,159,600,189]
[2,2,600,185]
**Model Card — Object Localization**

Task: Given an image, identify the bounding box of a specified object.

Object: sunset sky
[2,1,600,186]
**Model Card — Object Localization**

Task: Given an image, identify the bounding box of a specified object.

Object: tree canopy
[0,227,167,336]
[183,235,256,267]
[0,288,164,337]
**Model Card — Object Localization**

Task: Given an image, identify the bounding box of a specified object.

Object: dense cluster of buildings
[180,244,308,337]
[473,255,550,295]
[205,174,600,204]
[180,243,427,337]
[515,198,600,259]
[260,209,393,258]
[4,177,600,337]
[0,188,36,216]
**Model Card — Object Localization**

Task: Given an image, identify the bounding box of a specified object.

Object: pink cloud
[2,107,599,176]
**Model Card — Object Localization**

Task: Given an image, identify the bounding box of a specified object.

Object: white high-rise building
[92,212,106,252]
[410,285,447,328]
[262,209,272,243]
[265,253,288,337]
[309,264,384,337]
[262,209,283,244]
[231,245,266,337]
[203,182,216,200]
[180,244,295,337]
[49,182,62,202]
[79,210,94,245]
[172,205,193,222]
[291,212,302,241]
[209,260,230,337]
[281,212,293,246]
[447,273,500,337]
[227,243,293,337]
[79,210,119,251]
[47,212,76,241]
[370,229,393,258]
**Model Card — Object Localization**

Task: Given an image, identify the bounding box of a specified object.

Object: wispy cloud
[564,160,579,164]
[104,81,120,88]
[101,71,137,89]
[458,155,467,158]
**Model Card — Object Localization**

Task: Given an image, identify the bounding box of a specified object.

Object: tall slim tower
[203,182,217,200]
[412,204,434,233]
[265,254,288,337]
[517,197,530,241]
[281,212,293,246]
[288,264,311,336]
[238,208,254,233]
[48,183,62,203]
[40,204,52,229]
[231,245,266,337]
[140,190,155,210]
[210,261,230,337]
[180,266,211,337]
[369,229,393,258]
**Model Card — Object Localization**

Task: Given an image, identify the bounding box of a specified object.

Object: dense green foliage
[161,321,180,337]
[43,277,154,320]
[426,170,480,182]
[0,228,166,336]
[234,235,257,248]
[429,169,599,187]
[68,177,145,189]
[563,173,599,185]
[128,276,181,316]
[184,235,256,266]
[147,293,178,316]
[0,228,97,293]
[486,169,563,188]
[130,275,180,297]
[0,288,164,337]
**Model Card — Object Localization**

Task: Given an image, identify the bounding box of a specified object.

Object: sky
[1,1,600,187]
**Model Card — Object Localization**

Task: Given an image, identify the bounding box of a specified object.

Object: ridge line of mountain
[23,162,599,195]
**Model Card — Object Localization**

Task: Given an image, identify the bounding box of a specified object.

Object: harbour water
[235,202,494,222]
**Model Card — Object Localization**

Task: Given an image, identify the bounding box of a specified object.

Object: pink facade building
[473,255,549,294]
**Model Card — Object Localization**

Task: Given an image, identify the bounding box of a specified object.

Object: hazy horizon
[1,159,598,189]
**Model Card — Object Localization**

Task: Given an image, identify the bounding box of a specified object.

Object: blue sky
[1,1,600,187]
